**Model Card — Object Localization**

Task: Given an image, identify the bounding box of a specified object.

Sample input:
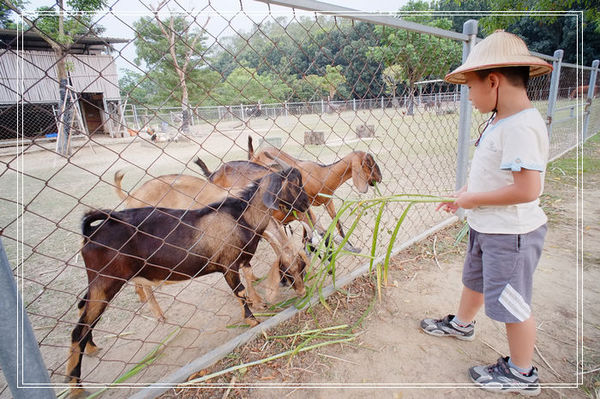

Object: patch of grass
[547,133,600,184]
[539,192,566,225]
[580,350,600,399]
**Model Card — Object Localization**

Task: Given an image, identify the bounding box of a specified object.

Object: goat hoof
[246,317,260,327]
[64,379,88,398]
[85,343,101,356]
[68,387,90,399]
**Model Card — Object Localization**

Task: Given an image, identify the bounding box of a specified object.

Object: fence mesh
[0,4,598,397]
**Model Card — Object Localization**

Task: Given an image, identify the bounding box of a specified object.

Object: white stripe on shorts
[499,283,531,322]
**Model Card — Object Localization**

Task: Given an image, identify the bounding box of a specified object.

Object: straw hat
[444,30,553,84]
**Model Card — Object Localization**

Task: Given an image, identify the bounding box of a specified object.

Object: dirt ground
[0,119,597,399]
[162,137,600,399]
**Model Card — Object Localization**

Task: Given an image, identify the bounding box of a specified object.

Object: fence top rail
[255,0,469,42]
[530,50,559,62]
[561,61,598,71]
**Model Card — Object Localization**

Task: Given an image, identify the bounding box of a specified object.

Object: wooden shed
[0,29,128,142]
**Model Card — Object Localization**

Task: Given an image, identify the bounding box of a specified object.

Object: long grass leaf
[181,337,355,386]
[382,202,414,287]
[370,202,386,273]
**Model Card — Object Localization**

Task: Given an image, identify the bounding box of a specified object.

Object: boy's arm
[455,169,541,209]
[436,184,467,213]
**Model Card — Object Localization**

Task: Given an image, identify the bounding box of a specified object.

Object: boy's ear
[489,72,500,88]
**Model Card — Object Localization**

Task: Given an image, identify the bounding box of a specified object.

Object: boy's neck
[493,84,532,122]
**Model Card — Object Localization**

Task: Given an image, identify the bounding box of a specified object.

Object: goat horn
[299,221,314,240]
[263,230,283,257]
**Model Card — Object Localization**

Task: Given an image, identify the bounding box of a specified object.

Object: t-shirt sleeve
[500,125,546,172]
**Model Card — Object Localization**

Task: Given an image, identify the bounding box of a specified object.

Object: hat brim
[444,58,553,84]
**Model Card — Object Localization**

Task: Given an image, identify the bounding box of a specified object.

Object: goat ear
[351,157,369,193]
[262,173,283,210]
[263,152,292,170]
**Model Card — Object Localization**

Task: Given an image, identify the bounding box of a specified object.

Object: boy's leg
[456,285,484,324]
[469,225,546,396]
[506,316,536,370]
[421,228,483,340]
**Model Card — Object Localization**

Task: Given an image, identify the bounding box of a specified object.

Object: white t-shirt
[466,108,549,234]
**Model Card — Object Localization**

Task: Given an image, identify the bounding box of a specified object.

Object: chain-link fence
[0,2,598,397]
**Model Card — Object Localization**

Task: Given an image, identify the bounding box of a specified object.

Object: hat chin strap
[492,82,499,115]
[474,84,499,147]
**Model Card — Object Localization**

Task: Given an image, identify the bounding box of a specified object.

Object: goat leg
[134,281,166,322]
[264,259,281,303]
[241,264,266,310]
[67,285,113,390]
[224,268,259,327]
[75,292,101,356]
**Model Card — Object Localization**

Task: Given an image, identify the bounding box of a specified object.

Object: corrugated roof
[0,28,129,54]
[0,49,121,104]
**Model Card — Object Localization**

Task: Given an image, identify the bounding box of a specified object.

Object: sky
[22,0,412,73]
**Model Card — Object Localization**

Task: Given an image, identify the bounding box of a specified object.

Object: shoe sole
[421,328,475,341]
[470,376,541,396]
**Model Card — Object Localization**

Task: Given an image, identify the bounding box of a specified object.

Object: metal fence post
[546,49,564,139]
[455,19,478,195]
[0,239,55,399]
[583,59,599,141]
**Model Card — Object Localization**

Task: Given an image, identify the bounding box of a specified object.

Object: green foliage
[207,17,383,101]
[322,65,347,98]
[368,1,462,88]
[382,65,406,97]
[435,0,492,32]
[212,66,292,105]
[436,0,600,65]
[133,15,206,71]
[27,2,105,46]
[129,14,223,107]
[478,0,599,34]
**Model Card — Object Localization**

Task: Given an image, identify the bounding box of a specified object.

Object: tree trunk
[55,0,73,156]
[180,80,190,136]
[407,85,415,116]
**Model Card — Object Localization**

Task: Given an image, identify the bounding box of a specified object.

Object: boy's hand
[454,192,478,209]
[436,185,467,213]
[436,200,459,213]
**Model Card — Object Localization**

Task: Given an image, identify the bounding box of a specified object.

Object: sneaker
[420,314,475,341]
[469,356,541,396]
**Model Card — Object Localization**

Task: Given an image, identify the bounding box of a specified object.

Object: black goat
[67,168,309,391]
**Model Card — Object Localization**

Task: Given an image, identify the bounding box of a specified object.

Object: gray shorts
[462,224,547,323]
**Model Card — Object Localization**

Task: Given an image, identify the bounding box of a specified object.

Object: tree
[4,0,106,155]
[213,66,291,105]
[382,65,405,106]
[477,0,599,34]
[434,0,492,33]
[323,65,347,100]
[368,1,462,115]
[471,0,600,65]
[131,2,210,137]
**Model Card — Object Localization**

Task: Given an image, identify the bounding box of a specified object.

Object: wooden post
[304,130,325,145]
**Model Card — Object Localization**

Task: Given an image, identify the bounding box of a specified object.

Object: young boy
[421,30,552,396]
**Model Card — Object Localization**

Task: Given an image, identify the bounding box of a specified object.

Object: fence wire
[0,3,598,398]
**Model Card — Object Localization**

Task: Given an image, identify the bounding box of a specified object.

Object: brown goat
[67,168,309,391]
[113,171,308,320]
[247,136,383,241]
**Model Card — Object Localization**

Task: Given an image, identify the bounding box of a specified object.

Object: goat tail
[248,135,254,160]
[113,170,128,201]
[81,210,111,240]
[194,157,212,178]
